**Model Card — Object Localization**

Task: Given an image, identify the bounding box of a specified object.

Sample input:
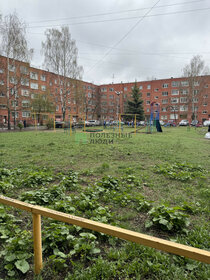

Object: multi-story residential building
[0,55,209,127]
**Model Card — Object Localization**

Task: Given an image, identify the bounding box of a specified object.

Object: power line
[26,6,210,29]
[86,0,166,74]
[27,0,207,24]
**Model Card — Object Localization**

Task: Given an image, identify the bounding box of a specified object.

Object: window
[60,80,63,86]
[124,87,127,91]
[30,82,38,89]
[172,89,179,95]
[88,86,91,90]
[49,81,53,86]
[171,81,180,87]
[11,88,17,97]
[161,115,167,120]
[203,95,208,98]
[139,85,143,90]
[22,100,30,108]
[162,107,167,112]
[67,82,70,87]
[202,110,207,114]
[10,77,17,84]
[56,105,59,111]
[192,98,198,103]
[9,64,16,72]
[180,105,188,111]
[193,90,199,95]
[155,96,158,99]
[146,101,150,105]
[101,94,107,98]
[109,95,114,99]
[109,88,114,92]
[0,80,4,85]
[21,78,29,86]
[41,85,46,91]
[109,109,114,113]
[204,84,208,88]
[21,89,29,96]
[194,81,199,86]
[146,108,150,112]
[154,88,159,92]
[147,93,150,97]
[180,97,188,103]
[124,94,127,98]
[30,72,38,80]
[41,75,46,81]
[171,98,179,104]
[55,79,57,84]
[0,104,7,109]
[170,106,179,112]
[110,101,115,106]
[162,99,168,104]
[101,87,107,92]
[181,81,189,87]
[0,69,4,73]
[31,93,38,99]
[68,99,70,104]
[22,111,30,117]
[170,114,178,119]
[88,92,92,98]
[12,112,18,118]
[20,66,28,74]
[180,89,188,95]
[162,91,168,96]
[101,101,107,106]
[11,101,18,107]
[0,92,5,97]
[162,83,168,88]
[147,85,151,89]
[203,103,207,106]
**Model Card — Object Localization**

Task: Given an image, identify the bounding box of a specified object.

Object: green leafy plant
[145,205,190,232]
[154,162,206,181]
[22,170,53,188]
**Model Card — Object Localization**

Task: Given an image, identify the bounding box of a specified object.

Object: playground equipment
[147,102,162,133]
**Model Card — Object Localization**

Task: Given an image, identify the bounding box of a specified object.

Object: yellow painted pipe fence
[0,195,209,275]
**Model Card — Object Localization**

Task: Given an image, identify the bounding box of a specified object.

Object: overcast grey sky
[1,0,210,84]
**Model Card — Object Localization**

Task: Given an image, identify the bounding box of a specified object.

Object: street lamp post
[115,91,121,120]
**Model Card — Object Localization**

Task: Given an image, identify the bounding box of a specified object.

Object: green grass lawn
[0,127,209,279]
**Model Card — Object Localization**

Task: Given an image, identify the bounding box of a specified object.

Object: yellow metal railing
[0,195,209,275]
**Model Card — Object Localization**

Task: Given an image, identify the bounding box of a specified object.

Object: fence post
[32,213,43,274]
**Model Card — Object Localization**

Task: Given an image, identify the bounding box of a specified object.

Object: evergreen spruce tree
[125,82,144,120]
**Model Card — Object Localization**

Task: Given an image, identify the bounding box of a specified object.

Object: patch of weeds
[96,162,110,173]
[59,170,79,190]
[154,162,206,181]
[145,204,190,232]
[20,185,66,205]
[96,175,120,190]
[0,230,32,277]
[22,170,53,188]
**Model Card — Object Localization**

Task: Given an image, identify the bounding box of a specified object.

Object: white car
[179,120,189,126]
[203,120,210,126]
[88,120,100,126]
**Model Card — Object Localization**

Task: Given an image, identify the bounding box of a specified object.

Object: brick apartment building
[0,55,209,127]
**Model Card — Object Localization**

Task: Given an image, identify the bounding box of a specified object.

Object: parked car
[88,120,100,126]
[203,120,210,126]
[179,120,189,126]
[191,120,199,127]
[55,121,64,128]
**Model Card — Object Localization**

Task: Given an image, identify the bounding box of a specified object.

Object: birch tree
[0,12,33,129]
[42,26,83,121]
[182,55,209,122]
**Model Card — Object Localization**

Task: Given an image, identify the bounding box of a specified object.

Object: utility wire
[86,0,165,74]
[27,0,207,24]
[26,6,210,29]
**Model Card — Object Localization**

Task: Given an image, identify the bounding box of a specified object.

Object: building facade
[0,55,209,127]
